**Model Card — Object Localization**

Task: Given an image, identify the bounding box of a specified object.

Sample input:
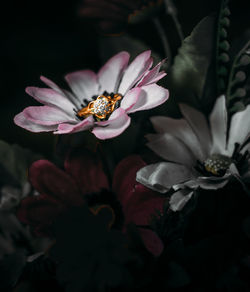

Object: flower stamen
[203,154,232,176]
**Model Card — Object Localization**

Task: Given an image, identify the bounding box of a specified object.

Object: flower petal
[14,112,57,132]
[227,104,250,155]
[28,160,84,206]
[138,228,164,257]
[127,84,169,114]
[92,108,131,139]
[25,87,75,115]
[120,87,141,112]
[136,162,193,193]
[55,116,94,134]
[150,116,205,161]
[124,190,165,226]
[209,95,228,154]
[65,70,99,102]
[137,59,167,87]
[118,50,152,95]
[64,150,109,194]
[98,51,130,94]
[40,75,65,94]
[169,190,194,212]
[22,106,75,125]
[17,193,65,236]
[147,133,196,167]
[113,155,151,206]
[179,103,212,157]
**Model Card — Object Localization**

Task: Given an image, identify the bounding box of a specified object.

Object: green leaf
[167,15,216,112]
[0,140,42,187]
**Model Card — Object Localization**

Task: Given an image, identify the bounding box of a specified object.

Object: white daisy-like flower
[14,51,169,140]
[136,95,250,211]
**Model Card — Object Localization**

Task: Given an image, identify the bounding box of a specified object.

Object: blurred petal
[136,162,193,193]
[209,95,228,154]
[98,51,130,93]
[147,133,196,167]
[150,116,205,161]
[64,150,109,194]
[65,70,99,102]
[92,108,131,139]
[227,104,250,155]
[128,84,169,113]
[29,160,84,206]
[118,50,152,95]
[139,228,164,257]
[113,155,147,205]
[14,112,57,132]
[179,103,212,157]
[169,190,194,212]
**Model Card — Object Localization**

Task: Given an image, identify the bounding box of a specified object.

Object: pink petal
[124,193,165,226]
[23,106,75,125]
[128,84,169,113]
[98,51,130,94]
[14,112,57,132]
[29,160,84,206]
[118,50,153,95]
[139,228,164,257]
[26,87,75,114]
[64,150,109,194]
[55,115,94,134]
[120,87,142,112]
[137,59,167,87]
[112,155,147,206]
[17,193,65,236]
[92,108,131,139]
[40,76,65,94]
[65,70,98,102]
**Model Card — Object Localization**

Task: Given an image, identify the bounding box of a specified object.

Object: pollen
[204,154,232,176]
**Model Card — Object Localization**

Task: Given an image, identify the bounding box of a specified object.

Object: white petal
[227,104,250,155]
[179,103,212,157]
[92,108,131,140]
[65,70,99,103]
[136,162,193,193]
[127,84,169,114]
[169,190,194,212]
[118,51,152,95]
[209,95,228,154]
[98,51,130,94]
[25,87,75,116]
[147,133,197,167]
[14,112,57,132]
[150,116,205,161]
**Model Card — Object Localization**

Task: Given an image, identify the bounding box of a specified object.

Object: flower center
[203,154,232,176]
[76,93,122,121]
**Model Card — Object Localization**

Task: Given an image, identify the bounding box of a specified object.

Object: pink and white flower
[14,51,169,140]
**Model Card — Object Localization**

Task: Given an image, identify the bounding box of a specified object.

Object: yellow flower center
[204,154,232,176]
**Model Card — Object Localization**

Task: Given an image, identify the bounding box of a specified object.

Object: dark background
[0,0,249,156]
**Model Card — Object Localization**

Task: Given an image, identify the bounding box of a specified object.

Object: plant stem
[164,0,184,41]
[152,17,172,66]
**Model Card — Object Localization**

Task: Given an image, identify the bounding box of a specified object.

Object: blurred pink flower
[14,51,168,140]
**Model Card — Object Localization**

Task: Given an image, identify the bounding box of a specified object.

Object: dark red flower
[17,151,165,256]
[78,0,163,34]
